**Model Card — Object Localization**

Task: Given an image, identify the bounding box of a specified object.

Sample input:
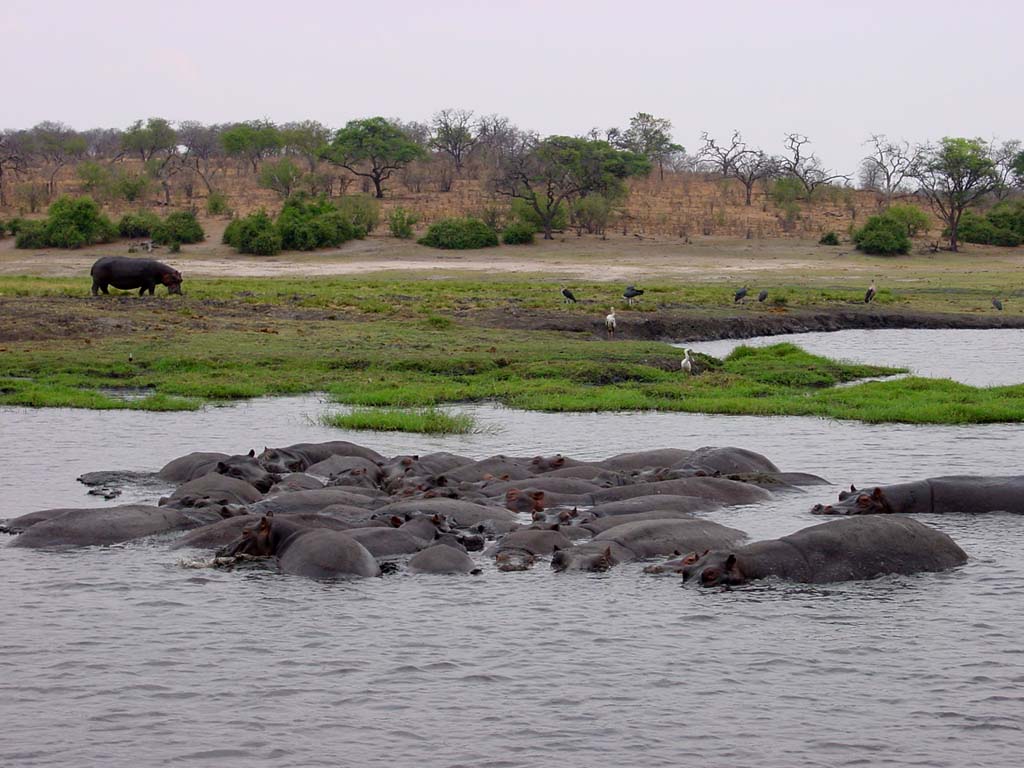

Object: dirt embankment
[3,295,1022,347]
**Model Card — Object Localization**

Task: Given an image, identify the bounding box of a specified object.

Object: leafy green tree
[28,121,87,197]
[280,120,332,172]
[221,121,282,173]
[321,117,426,198]
[258,157,305,199]
[77,161,113,196]
[611,113,682,180]
[883,204,931,237]
[493,135,649,239]
[572,194,616,237]
[912,137,998,251]
[122,118,177,162]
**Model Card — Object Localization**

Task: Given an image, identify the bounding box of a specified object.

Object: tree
[280,120,332,172]
[320,117,425,198]
[614,113,682,180]
[699,131,776,205]
[913,137,999,252]
[178,121,226,192]
[1013,151,1024,187]
[27,122,87,197]
[492,135,650,239]
[221,121,282,173]
[990,139,1023,200]
[779,133,849,198]
[258,157,305,199]
[698,130,747,177]
[122,118,177,162]
[431,108,477,172]
[0,131,28,206]
[859,134,919,205]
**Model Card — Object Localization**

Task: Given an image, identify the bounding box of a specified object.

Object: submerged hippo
[811,476,1024,516]
[8,504,207,548]
[91,256,182,296]
[219,515,380,579]
[681,516,968,587]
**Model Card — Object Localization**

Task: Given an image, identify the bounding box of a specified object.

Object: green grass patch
[322,407,476,434]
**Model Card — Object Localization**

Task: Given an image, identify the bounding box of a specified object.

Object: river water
[1,330,1022,767]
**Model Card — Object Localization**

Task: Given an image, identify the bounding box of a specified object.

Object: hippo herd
[4,439,1019,587]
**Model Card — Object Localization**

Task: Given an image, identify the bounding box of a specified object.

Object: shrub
[6,218,31,235]
[15,221,48,249]
[14,196,119,250]
[818,231,840,245]
[418,217,499,249]
[276,195,363,251]
[223,211,281,255]
[511,198,567,232]
[883,204,931,237]
[853,215,911,255]
[502,221,535,245]
[113,172,150,203]
[152,211,204,245]
[0,219,6,237]
[336,194,380,234]
[118,210,162,238]
[572,194,614,236]
[388,207,419,239]
[206,191,231,216]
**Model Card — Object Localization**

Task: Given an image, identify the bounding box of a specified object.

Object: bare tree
[0,131,28,207]
[27,122,87,197]
[731,150,778,205]
[990,138,1022,200]
[779,133,849,198]
[431,108,477,173]
[859,134,918,205]
[178,121,226,193]
[698,130,747,177]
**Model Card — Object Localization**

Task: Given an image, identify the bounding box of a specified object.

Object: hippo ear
[216,461,228,472]
[871,487,884,499]
[725,554,737,569]
[500,474,510,481]
[570,507,578,518]
[390,516,403,528]
[431,514,442,524]
[436,475,447,487]
[248,449,255,458]
[850,484,858,492]
[552,523,561,531]
[257,517,271,533]
[530,491,543,500]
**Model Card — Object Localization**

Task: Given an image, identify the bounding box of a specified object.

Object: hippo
[158,452,230,483]
[162,473,263,508]
[249,488,381,516]
[677,446,780,475]
[170,512,382,550]
[504,487,594,513]
[485,528,574,571]
[269,473,325,493]
[597,448,693,472]
[218,516,381,579]
[442,455,535,483]
[8,504,208,548]
[811,476,1024,516]
[91,256,182,296]
[257,441,384,474]
[373,499,518,530]
[408,544,480,575]
[552,519,747,572]
[305,455,383,481]
[342,527,426,558]
[588,495,722,517]
[680,516,968,587]
[214,452,279,493]
[590,477,772,506]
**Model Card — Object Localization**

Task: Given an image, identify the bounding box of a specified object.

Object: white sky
[2,0,1020,174]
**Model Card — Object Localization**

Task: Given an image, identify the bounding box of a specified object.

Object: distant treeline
[1,112,1021,249]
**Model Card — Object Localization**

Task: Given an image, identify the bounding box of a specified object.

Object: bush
[419,218,499,249]
[0,219,6,237]
[987,201,1024,238]
[818,231,840,245]
[113,172,150,203]
[223,211,281,255]
[151,211,205,245]
[14,196,119,250]
[6,218,31,235]
[118,210,162,238]
[388,207,419,239]
[853,215,911,255]
[15,221,48,249]
[336,194,380,234]
[276,195,363,251]
[572,194,614,236]
[206,191,231,216]
[884,204,931,237]
[502,221,535,245]
[511,198,567,232]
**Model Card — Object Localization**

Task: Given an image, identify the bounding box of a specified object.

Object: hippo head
[531,454,566,473]
[496,549,537,572]
[218,515,276,558]
[811,486,891,516]
[257,447,302,475]
[506,489,545,514]
[216,452,278,493]
[680,550,744,587]
[162,269,183,295]
[643,550,705,575]
[551,545,617,573]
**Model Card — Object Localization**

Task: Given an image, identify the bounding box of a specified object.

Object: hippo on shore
[811,476,1024,516]
[91,256,182,296]
[681,516,968,586]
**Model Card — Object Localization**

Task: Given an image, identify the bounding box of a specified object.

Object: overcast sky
[2,0,1019,174]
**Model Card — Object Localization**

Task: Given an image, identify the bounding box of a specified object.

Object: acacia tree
[280,120,332,173]
[859,134,919,206]
[493,135,650,239]
[779,133,849,197]
[221,121,282,173]
[122,118,177,162]
[27,122,87,198]
[913,137,998,251]
[258,157,305,199]
[320,117,425,198]
[431,108,477,172]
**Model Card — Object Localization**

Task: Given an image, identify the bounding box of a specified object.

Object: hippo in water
[90,256,182,296]
[218,515,381,579]
[811,476,1024,516]
[681,516,968,587]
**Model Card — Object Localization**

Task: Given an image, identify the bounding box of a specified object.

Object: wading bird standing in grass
[605,308,616,337]
[992,298,1004,311]
[865,281,877,304]
[623,285,644,306]
[734,286,748,303]
[681,348,694,374]
[758,289,768,302]
[561,287,578,304]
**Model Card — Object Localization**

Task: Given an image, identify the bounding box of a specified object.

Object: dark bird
[757,289,768,303]
[865,281,877,304]
[561,287,577,304]
[605,308,617,337]
[992,298,1004,311]
[734,286,748,303]
[623,285,644,306]
[128,352,134,363]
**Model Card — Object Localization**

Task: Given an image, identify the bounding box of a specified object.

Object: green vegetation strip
[1,276,1022,424]
[322,408,476,435]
